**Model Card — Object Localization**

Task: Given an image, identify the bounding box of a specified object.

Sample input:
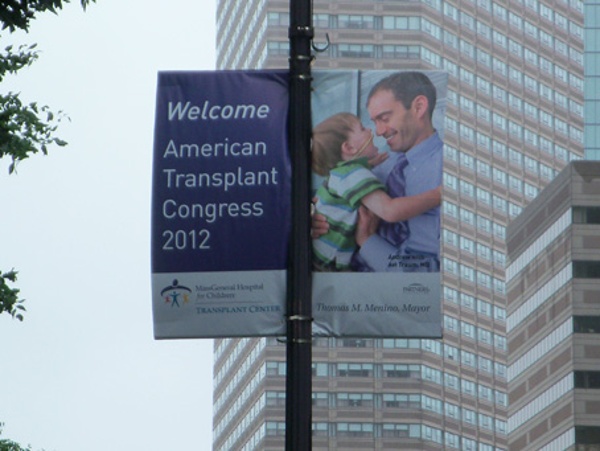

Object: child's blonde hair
[312,112,359,176]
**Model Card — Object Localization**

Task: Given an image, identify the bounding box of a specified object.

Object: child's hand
[368,152,388,168]
[311,197,329,239]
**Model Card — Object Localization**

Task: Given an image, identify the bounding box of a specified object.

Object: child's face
[346,121,378,160]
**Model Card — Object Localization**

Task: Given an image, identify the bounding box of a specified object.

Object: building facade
[213,0,585,449]
[506,161,600,450]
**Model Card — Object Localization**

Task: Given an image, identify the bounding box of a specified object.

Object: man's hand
[356,206,380,246]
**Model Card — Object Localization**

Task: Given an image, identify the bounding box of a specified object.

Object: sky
[0,1,217,450]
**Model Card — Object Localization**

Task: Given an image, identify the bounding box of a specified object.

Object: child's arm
[361,186,441,223]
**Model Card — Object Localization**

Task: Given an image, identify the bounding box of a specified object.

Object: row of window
[428,0,583,30]
[508,374,572,433]
[263,361,509,405]
[444,315,506,349]
[313,334,507,382]
[254,421,505,451]
[446,144,557,188]
[444,286,507,321]
[443,229,506,266]
[270,5,583,61]
[506,209,571,283]
[446,114,580,162]
[508,318,571,380]
[443,200,506,239]
[443,256,505,294]
[507,264,572,332]
[268,391,504,428]
[445,171,534,213]
[438,4,582,64]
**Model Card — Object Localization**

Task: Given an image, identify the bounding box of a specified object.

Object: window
[479,357,492,373]
[312,362,328,376]
[383,364,419,378]
[463,408,477,424]
[383,393,420,409]
[382,45,420,60]
[266,421,286,436]
[338,44,375,58]
[574,261,600,278]
[445,402,460,419]
[462,379,477,396]
[267,361,286,376]
[312,422,328,437]
[338,15,375,29]
[382,423,419,438]
[445,315,459,332]
[575,426,600,445]
[337,363,373,377]
[573,316,600,333]
[337,393,374,407]
[337,423,374,437]
[573,207,600,224]
[267,41,290,56]
[267,391,286,406]
[478,328,492,345]
[313,14,328,28]
[574,371,600,388]
[445,373,459,390]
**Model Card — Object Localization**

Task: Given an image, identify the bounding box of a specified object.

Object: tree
[0,1,95,320]
[0,422,32,451]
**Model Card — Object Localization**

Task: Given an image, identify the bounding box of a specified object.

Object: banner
[311,70,447,338]
[151,71,291,338]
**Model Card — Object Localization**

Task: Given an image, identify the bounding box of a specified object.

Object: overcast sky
[0,1,216,450]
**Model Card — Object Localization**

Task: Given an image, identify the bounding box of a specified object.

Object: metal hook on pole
[312,32,330,53]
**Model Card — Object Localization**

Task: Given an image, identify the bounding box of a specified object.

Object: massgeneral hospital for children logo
[161,279,192,308]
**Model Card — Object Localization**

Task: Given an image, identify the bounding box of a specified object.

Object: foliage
[0,1,95,321]
[0,270,25,321]
[0,42,68,174]
[0,0,94,32]
[0,423,32,451]
[0,1,97,173]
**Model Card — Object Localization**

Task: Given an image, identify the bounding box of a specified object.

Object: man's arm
[356,206,402,272]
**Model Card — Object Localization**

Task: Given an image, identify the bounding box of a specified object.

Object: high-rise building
[584,0,600,160]
[506,161,600,450]
[213,0,585,449]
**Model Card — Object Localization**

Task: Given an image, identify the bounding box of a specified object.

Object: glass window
[573,316,600,333]
[338,14,375,29]
[574,261,600,278]
[313,14,328,28]
[574,207,600,224]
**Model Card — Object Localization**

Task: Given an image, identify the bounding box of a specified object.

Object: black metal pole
[285,0,313,450]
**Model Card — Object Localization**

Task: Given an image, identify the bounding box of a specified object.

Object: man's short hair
[368,71,437,120]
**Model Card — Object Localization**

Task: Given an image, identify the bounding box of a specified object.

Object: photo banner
[151,71,291,339]
[311,70,447,338]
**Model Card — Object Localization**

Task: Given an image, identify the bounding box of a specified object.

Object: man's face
[367,89,418,153]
